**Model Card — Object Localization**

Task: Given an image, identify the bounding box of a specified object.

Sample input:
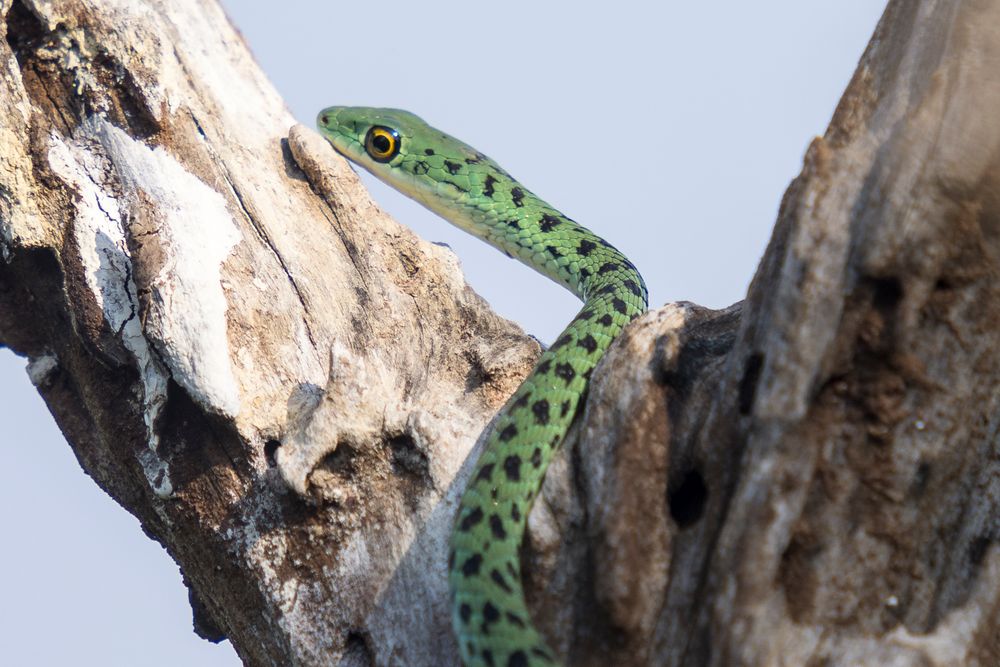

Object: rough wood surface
[1,1,998,666]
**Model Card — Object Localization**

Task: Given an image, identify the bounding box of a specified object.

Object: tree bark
[1,1,998,666]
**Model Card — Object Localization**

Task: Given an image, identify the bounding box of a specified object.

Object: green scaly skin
[317,107,647,667]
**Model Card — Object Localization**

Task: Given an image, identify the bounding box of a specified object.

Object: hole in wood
[264,439,280,467]
[668,467,708,528]
[871,276,903,313]
[738,353,764,415]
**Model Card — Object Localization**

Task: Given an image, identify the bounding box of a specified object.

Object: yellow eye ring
[364,126,401,163]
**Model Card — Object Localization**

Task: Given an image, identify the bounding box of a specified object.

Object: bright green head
[316,107,429,172]
[316,106,500,228]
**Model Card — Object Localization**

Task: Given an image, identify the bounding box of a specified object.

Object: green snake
[317,107,647,667]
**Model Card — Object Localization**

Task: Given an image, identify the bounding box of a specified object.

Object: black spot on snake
[445,159,462,174]
[476,462,495,483]
[624,279,644,298]
[504,455,522,482]
[531,447,542,468]
[482,650,495,667]
[505,612,526,628]
[552,334,572,349]
[460,603,472,623]
[499,424,518,441]
[579,267,591,280]
[483,174,498,198]
[462,554,483,576]
[414,161,430,175]
[424,148,435,156]
[579,308,595,320]
[598,313,614,326]
[536,360,551,374]
[598,262,619,274]
[490,568,513,593]
[578,239,596,256]
[546,245,562,259]
[509,651,529,667]
[489,514,507,539]
[560,400,570,417]
[513,393,531,408]
[554,362,576,384]
[506,219,521,229]
[460,507,485,531]
[532,399,550,425]
[511,503,521,522]
[483,602,500,624]
[577,334,598,353]
[539,213,562,232]
[511,186,525,207]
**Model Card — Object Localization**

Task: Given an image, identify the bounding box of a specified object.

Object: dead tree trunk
[0,1,997,665]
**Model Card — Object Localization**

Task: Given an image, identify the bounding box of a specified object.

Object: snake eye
[364,126,401,163]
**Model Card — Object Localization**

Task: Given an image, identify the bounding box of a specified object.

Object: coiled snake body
[318,107,647,667]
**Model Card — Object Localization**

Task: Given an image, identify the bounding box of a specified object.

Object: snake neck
[417,163,647,307]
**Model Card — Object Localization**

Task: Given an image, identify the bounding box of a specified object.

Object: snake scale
[318,107,647,667]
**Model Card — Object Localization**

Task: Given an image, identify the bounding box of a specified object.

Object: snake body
[318,107,647,667]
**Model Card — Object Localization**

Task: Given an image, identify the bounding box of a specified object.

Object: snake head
[316,106,502,230]
[317,106,424,167]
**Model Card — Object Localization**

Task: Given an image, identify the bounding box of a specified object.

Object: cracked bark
[1,1,998,666]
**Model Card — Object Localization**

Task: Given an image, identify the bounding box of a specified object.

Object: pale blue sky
[0,3,886,664]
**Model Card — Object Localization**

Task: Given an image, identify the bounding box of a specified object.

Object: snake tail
[317,107,647,667]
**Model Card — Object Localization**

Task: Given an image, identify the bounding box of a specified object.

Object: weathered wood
[1,0,997,666]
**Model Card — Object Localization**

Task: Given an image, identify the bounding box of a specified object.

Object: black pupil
[372,134,391,154]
